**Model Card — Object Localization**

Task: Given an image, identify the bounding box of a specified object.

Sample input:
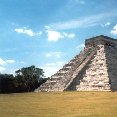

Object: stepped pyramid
[35,35,117,92]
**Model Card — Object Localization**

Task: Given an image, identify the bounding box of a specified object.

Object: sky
[0,0,117,77]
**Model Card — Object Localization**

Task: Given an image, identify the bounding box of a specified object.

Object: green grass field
[0,92,117,117]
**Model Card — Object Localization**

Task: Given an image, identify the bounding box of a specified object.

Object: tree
[0,74,15,93]
[15,65,45,92]
[0,66,46,93]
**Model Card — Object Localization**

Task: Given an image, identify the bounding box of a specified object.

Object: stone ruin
[35,35,117,92]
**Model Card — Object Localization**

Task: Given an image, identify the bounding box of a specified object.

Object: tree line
[0,65,48,93]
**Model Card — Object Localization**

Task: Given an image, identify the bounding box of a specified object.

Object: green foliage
[0,74,15,93]
[15,65,45,92]
[0,66,47,93]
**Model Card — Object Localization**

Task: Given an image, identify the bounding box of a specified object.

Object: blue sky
[0,0,117,77]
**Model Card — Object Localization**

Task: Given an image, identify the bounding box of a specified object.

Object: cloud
[76,44,85,50]
[0,58,16,74]
[41,61,64,77]
[110,24,117,35]
[101,22,111,27]
[105,22,111,26]
[0,58,6,65]
[46,29,75,42]
[45,53,52,57]
[47,30,64,42]
[15,27,42,37]
[45,26,51,30]
[0,58,15,65]
[49,12,117,30]
[0,67,6,72]
[6,60,15,64]
[62,32,75,38]
[45,52,63,58]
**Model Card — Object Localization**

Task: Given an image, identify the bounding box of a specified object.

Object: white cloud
[6,60,15,64]
[45,26,51,30]
[110,24,117,35]
[0,58,16,74]
[41,61,64,77]
[101,22,111,27]
[0,58,6,65]
[37,31,43,35]
[0,67,6,72]
[49,12,117,30]
[68,34,75,38]
[46,29,75,42]
[76,44,85,50]
[15,27,42,37]
[0,58,6,72]
[0,58,15,66]
[45,53,52,57]
[63,32,75,38]
[45,52,63,58]
[105,22,111,26]
[46,30,64,42]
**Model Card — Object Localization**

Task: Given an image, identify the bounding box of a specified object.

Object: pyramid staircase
[35,35,117,92]
[35,44,97,92]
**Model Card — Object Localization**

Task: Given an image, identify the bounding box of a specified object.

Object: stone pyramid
[35,35,117,92]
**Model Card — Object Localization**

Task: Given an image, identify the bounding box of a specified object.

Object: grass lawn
[0,91,117,117]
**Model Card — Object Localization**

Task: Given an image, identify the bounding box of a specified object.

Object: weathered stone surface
[35,35,117,92]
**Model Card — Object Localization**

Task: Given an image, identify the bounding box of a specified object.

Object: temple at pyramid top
[85,35,117,47]
[35,35,117,92]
